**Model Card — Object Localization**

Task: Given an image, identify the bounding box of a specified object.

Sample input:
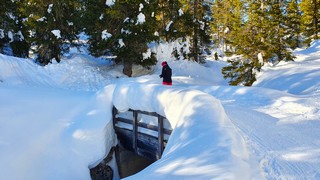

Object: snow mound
[0,54,56,87]
[253,41,320,95]
[0,54,123,91]
[111,81,259,179]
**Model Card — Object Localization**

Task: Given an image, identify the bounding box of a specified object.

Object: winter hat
[161,61,167,66]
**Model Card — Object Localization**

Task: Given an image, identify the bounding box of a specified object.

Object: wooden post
[158,115,164,159]
[112,106,117,128]
[133,111,138,152]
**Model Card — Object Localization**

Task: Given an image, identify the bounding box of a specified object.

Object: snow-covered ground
[0,41,320,180]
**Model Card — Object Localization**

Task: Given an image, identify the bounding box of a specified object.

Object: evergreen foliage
[0,0,29,57]
[187,0,212,63]
[300,0,320,46]
[158,0,192,41]
[221,0,295,86]
[84,0,160,76]
[23,0,81,65]
[222,58,257,86]
[1,0,318,85]
[211,0,243,54]
[285,0,301,49]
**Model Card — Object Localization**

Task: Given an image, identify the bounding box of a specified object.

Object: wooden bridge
[112,106,172,161]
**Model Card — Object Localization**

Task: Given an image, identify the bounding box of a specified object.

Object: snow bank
[0,54,57,87]
[0,85,117,180]
[254,41,320,95]
[0,53,121,91]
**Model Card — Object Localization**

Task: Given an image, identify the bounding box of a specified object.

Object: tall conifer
[211,0,243,54]
[182,0,211,63]
[24,0,81,65]
[285,0,301,48]
[0,0,29,57]
[84,0,160,76]
[300,0,320,46]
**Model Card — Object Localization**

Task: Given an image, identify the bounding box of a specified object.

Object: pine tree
[222,0,295,86]
[84,0,160,77]
[285,0,301,49]
[166,0,194,61]
[221,0,264,86]
[222,57,257,86]
[23,0,81,65]
[300,0,320,46]
[158,0,192,41]
[0,0,29,57]
[211,0,243,54]
[267,0,295,62]
[81,0,109,57]
[181,0,211,63]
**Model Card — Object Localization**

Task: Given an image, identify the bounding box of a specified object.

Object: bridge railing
[112,106,172,160]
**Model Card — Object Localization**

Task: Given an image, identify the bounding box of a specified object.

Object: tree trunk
[161,1,168,41]
[123,61,133,77]
[193,0,199,62]
[313,0,318,39]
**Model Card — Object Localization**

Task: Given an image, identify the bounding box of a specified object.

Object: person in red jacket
[159,61,172,85]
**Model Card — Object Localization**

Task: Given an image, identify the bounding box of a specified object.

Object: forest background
[0,0,318,85]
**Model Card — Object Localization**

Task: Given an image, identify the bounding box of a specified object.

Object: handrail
[112,106,171,159]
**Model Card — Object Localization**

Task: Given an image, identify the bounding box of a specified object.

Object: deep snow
[0,40,320,179]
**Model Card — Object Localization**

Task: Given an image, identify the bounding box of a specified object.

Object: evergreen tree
[211,0,243,54]
[84,0,160,76]
[222,57,257,86]
[267,0,295,62]
[158,0,192,41]
[221,0,265,86]
[23,0,81,65]
[168,0,194,61]
[81,0,108,57]
[285,0,301,49]
[0,0,29,57]
[182,0,212,63]
[222,0,295,86]
[300,0,320,46]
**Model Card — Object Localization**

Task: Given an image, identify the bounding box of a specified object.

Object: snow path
[195,85,320,180]
[225,106,320,179]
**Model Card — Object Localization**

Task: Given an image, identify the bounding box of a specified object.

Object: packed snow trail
[195,84,320,179]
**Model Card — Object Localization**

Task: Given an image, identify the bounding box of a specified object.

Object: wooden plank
[115,127,158,161]
[137,133,158,160]
[129,109,158,117]
[116,117,133,125]
[115,117,172,135]
[112,106,118,128]
[129,109,166,119]
[158,115,164,159]
[114,127,133,151]
[133,111,138,152]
